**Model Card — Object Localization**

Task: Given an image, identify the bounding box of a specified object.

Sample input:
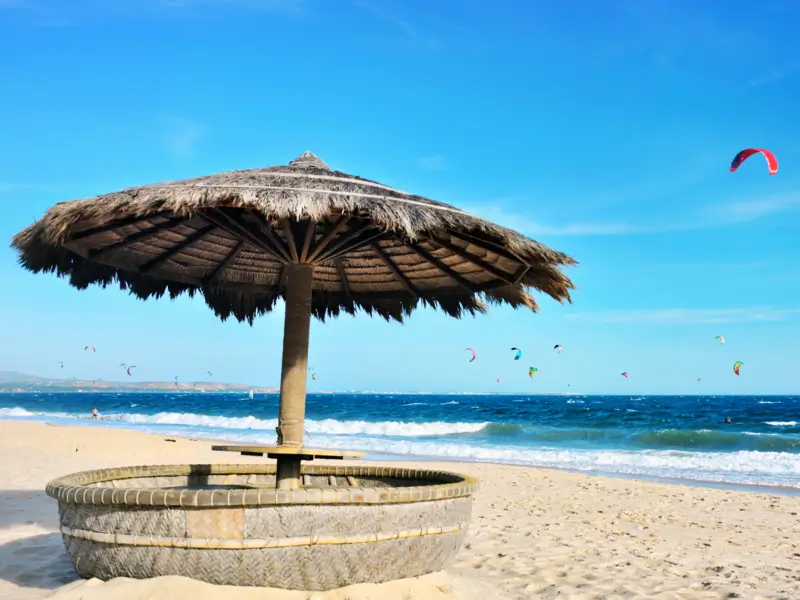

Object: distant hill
[0,371,46,383]
[0,370,278,393]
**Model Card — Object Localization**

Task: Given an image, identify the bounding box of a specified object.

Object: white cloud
[354,0,439,49]
[417,155,445,171]
[714,194,800,223]
[564,307,800,325]
[463,191,800,237]
[651,260,769,271]
[461,201,651,236]
[523,221,638,236]
[745,67,794,90]
[161,116,205,158]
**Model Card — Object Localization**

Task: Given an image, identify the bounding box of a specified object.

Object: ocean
[2,392,799,490]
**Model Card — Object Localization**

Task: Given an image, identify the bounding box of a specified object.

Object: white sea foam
[287,435,800,488]
[0,407,487,437]
[0,407,36,417]
[3,407,800,488]
[765,421,797,427]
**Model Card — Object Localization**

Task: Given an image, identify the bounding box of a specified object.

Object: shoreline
[0,390,793,396]
[385,453,800,498]
[9,415,800,497]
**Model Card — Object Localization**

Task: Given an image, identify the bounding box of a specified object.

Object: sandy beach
[1,421,798,600]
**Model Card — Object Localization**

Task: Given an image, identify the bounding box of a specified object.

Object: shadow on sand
[0,532,77,591]
[0,489,78,591]
[0,489,54,529]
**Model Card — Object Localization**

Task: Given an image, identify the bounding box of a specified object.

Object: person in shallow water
[725,416,732,424]
[91,408,99,420]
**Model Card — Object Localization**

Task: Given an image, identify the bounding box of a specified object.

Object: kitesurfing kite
[120,363,126,368]
[174,376,179,387]
[206,370,212,377]
[733,361,743,376]
[126,366,137,376]
[553,344,563,353]
[464,348,477,363]
[496,378,501,383]
[715,336,725,345]
[528,367,538,378]
[730,148,778,176]
[56,361,63,368]
[311,373,316,380]
[621,371,630,379]
[511,347,522,360]
[697,377,703,382]
[84,344,96,352]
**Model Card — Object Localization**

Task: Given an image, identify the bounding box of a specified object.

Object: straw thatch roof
[11,152,576,323]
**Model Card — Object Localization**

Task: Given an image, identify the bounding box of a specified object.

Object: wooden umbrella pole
[275,263,314,489]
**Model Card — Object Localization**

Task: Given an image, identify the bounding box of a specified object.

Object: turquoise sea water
[2,392,799,489]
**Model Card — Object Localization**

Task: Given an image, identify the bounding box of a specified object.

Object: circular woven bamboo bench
[46,463,480,590]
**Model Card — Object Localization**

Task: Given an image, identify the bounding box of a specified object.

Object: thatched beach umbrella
[12,151,576,486]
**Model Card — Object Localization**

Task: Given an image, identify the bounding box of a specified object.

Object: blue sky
[0,0,798,395]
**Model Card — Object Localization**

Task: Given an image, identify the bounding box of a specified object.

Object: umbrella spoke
[444,231,560,284]
[138,224,218,276]
[69,210,173,242]
[305,215,351,263]
[445,229,529,265]
[202,210,285,263]
[220,208,292,263]
[427,234,517,285]
[512,266,530,285]
[299,221,317,263]
[202,240,246,286]
[371,243,419,298]
[312,221,377,264]
[241,210,293,262]
[281,218,300,263]
[320,229,392,263]
[333,257,352,298]
[404,242,480,294]
[87,216,187,260]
